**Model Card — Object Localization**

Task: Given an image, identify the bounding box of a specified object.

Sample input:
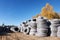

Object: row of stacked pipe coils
[0,16,60,37]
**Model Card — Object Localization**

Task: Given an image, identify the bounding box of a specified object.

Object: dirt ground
[0,33,60,40]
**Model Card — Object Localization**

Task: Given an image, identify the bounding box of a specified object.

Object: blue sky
[0,0,60,25]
